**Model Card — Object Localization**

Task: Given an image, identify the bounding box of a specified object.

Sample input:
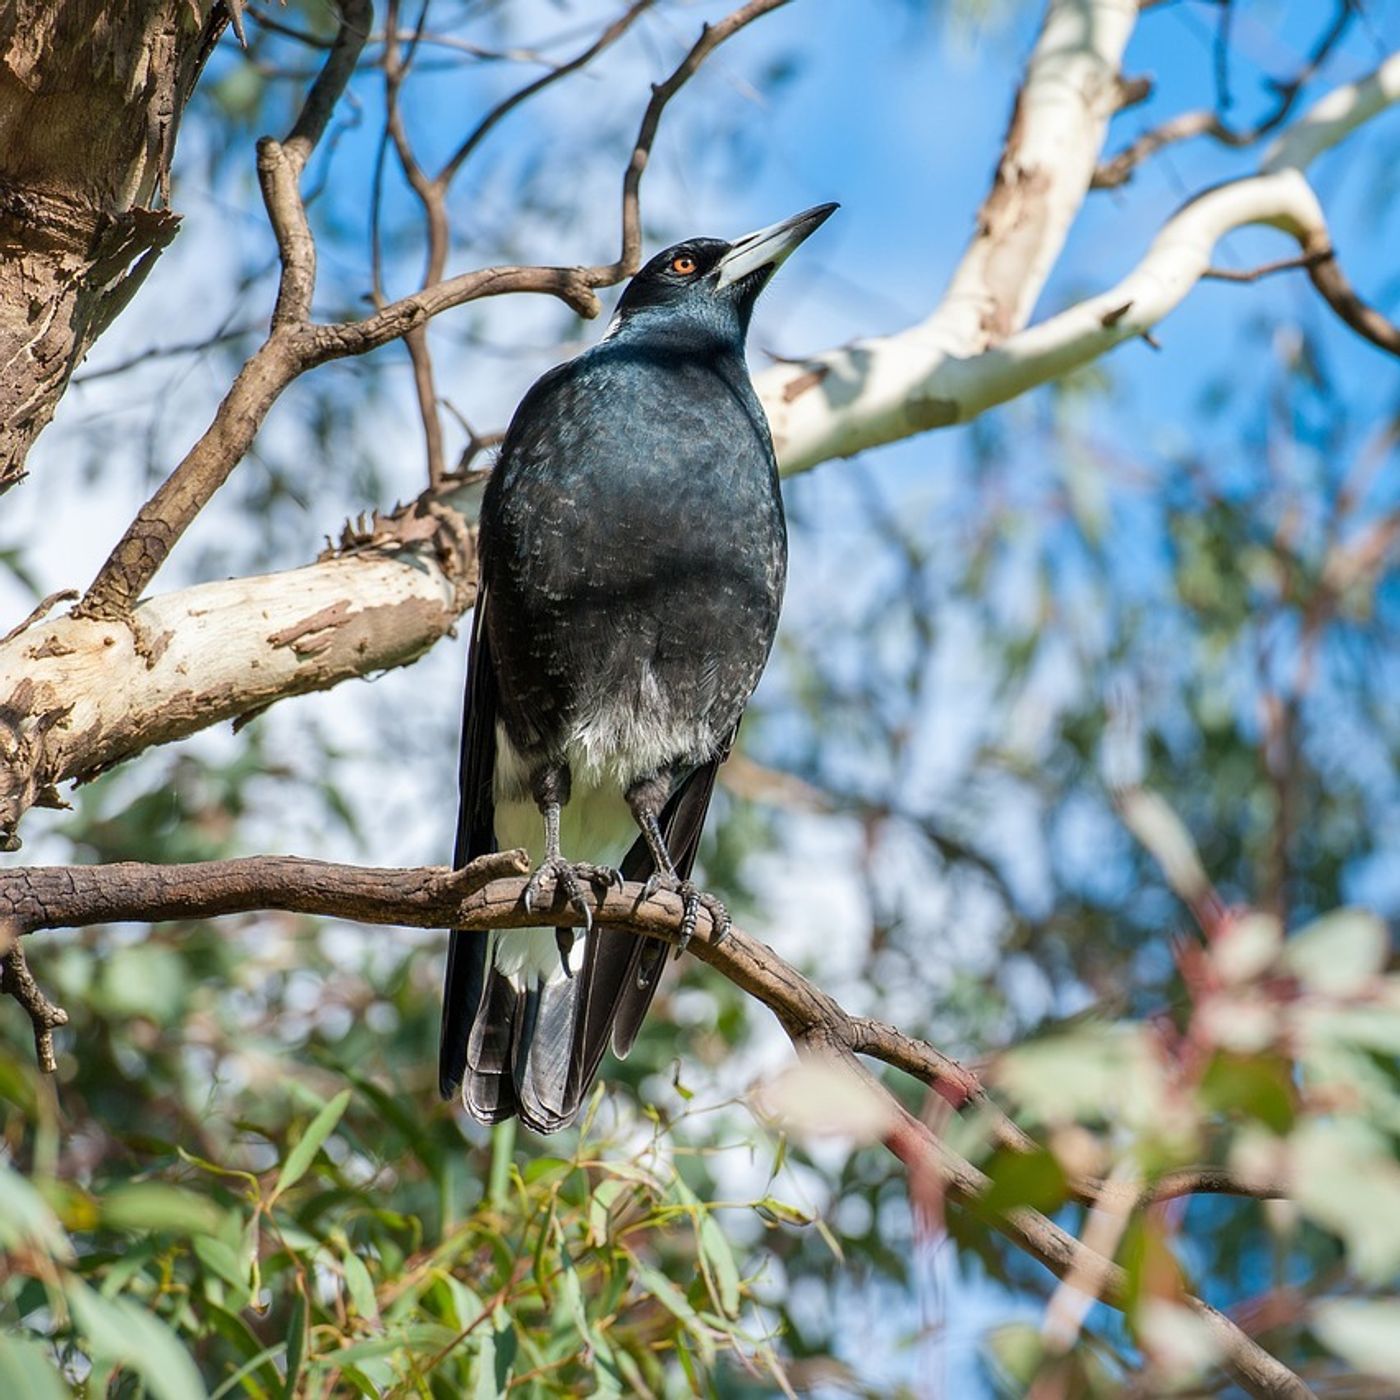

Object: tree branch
[1093,0,1358,189]
[0,850,1285,1212]
[75,0,373,623]
[1,848,1304,1392]
[758,44,1400,475]
[0,484,479,849]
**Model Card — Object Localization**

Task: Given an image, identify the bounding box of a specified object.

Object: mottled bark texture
[0,1,226,490]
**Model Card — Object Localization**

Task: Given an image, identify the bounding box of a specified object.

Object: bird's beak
[714,203,838,290]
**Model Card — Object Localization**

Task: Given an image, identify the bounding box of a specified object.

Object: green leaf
[101,1182,227,1237]
[1199,1052,1295,1133]
[341,1244,379,1323]
[1284,909,1388,995]
[697,1213,741,1318]
[754,1196,813,1227]
[984,1322,1045,1389]
[0,1160,71,1259]
[629,1258,715,1366]
[282,1287,307,1398]
[977,1147,1070,1217]
[1313,1300,1400,1381]
[194,1235,254,1305]
[272,1089,350,1200]
[0,1333,68,1400]
[66,1278,207,1400]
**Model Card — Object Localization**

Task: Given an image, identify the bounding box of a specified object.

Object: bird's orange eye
[671,255,698,275]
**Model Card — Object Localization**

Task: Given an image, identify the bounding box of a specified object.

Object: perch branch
[0,852,1285,1214]
[0,851,1304,1390]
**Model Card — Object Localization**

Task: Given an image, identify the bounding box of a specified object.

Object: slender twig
[1094,1,1358,189]
[436,1,655,188]
[1202,251,1327,282]
[0,934,68,1075]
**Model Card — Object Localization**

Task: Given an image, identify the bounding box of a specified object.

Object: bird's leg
[521,766,620,957]
[625,773,731,954]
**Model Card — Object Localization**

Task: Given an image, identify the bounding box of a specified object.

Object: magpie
[439,203,837,1134]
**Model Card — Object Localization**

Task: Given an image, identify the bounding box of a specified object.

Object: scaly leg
[626,773,731,955]
[520,766,620,972]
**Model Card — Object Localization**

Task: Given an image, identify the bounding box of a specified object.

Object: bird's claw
[640,872,730,955]
[522,856,597,933]
[573,861,624,891]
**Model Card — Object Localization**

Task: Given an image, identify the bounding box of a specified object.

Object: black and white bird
[439,203,837,1133]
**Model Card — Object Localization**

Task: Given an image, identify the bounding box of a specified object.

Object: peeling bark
[0,493,477,848]
[0,0,226,490]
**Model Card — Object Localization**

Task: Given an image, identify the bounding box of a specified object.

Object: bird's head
[607,202,837,347]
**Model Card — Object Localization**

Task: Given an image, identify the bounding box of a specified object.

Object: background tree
[1,1,1398,1395]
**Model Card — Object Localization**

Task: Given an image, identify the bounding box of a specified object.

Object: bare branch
[1094,1,1358,189]
[76,0,372,623]
[436,1,655,188]
[591,0,793,284]
[0,934,68,1075]
[760,45,1400,475]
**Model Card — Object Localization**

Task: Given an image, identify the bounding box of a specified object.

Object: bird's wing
[438,587,513,1114]
[569,730,734,1101]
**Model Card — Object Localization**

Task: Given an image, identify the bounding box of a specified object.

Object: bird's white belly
[491,727,642,986]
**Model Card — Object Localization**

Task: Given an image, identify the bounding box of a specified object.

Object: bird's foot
[640,872,731,954]
[523,858,619,932]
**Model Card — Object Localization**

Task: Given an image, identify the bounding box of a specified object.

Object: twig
[1093,1,1358,189]
[1202,251,1326,282]
[592,0,792,285]
[0,934,69,1074]
[436,1,655,188]
[0,591,77,647]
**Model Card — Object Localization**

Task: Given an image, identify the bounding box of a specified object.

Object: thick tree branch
[758,45,1400,475]
[0,484,479,849]
[0,852,1304,1394]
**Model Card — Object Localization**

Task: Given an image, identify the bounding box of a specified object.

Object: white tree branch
[757,44,1400,477]
[5,15,1398,845]
[0,489,479,845]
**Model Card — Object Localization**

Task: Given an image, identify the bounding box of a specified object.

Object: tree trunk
[0,0,227,492]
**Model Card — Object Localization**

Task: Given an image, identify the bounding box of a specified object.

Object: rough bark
[0,486,478,849]
[0,0,226,491]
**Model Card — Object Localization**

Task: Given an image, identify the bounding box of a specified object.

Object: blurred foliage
[3,0,1399,1396]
